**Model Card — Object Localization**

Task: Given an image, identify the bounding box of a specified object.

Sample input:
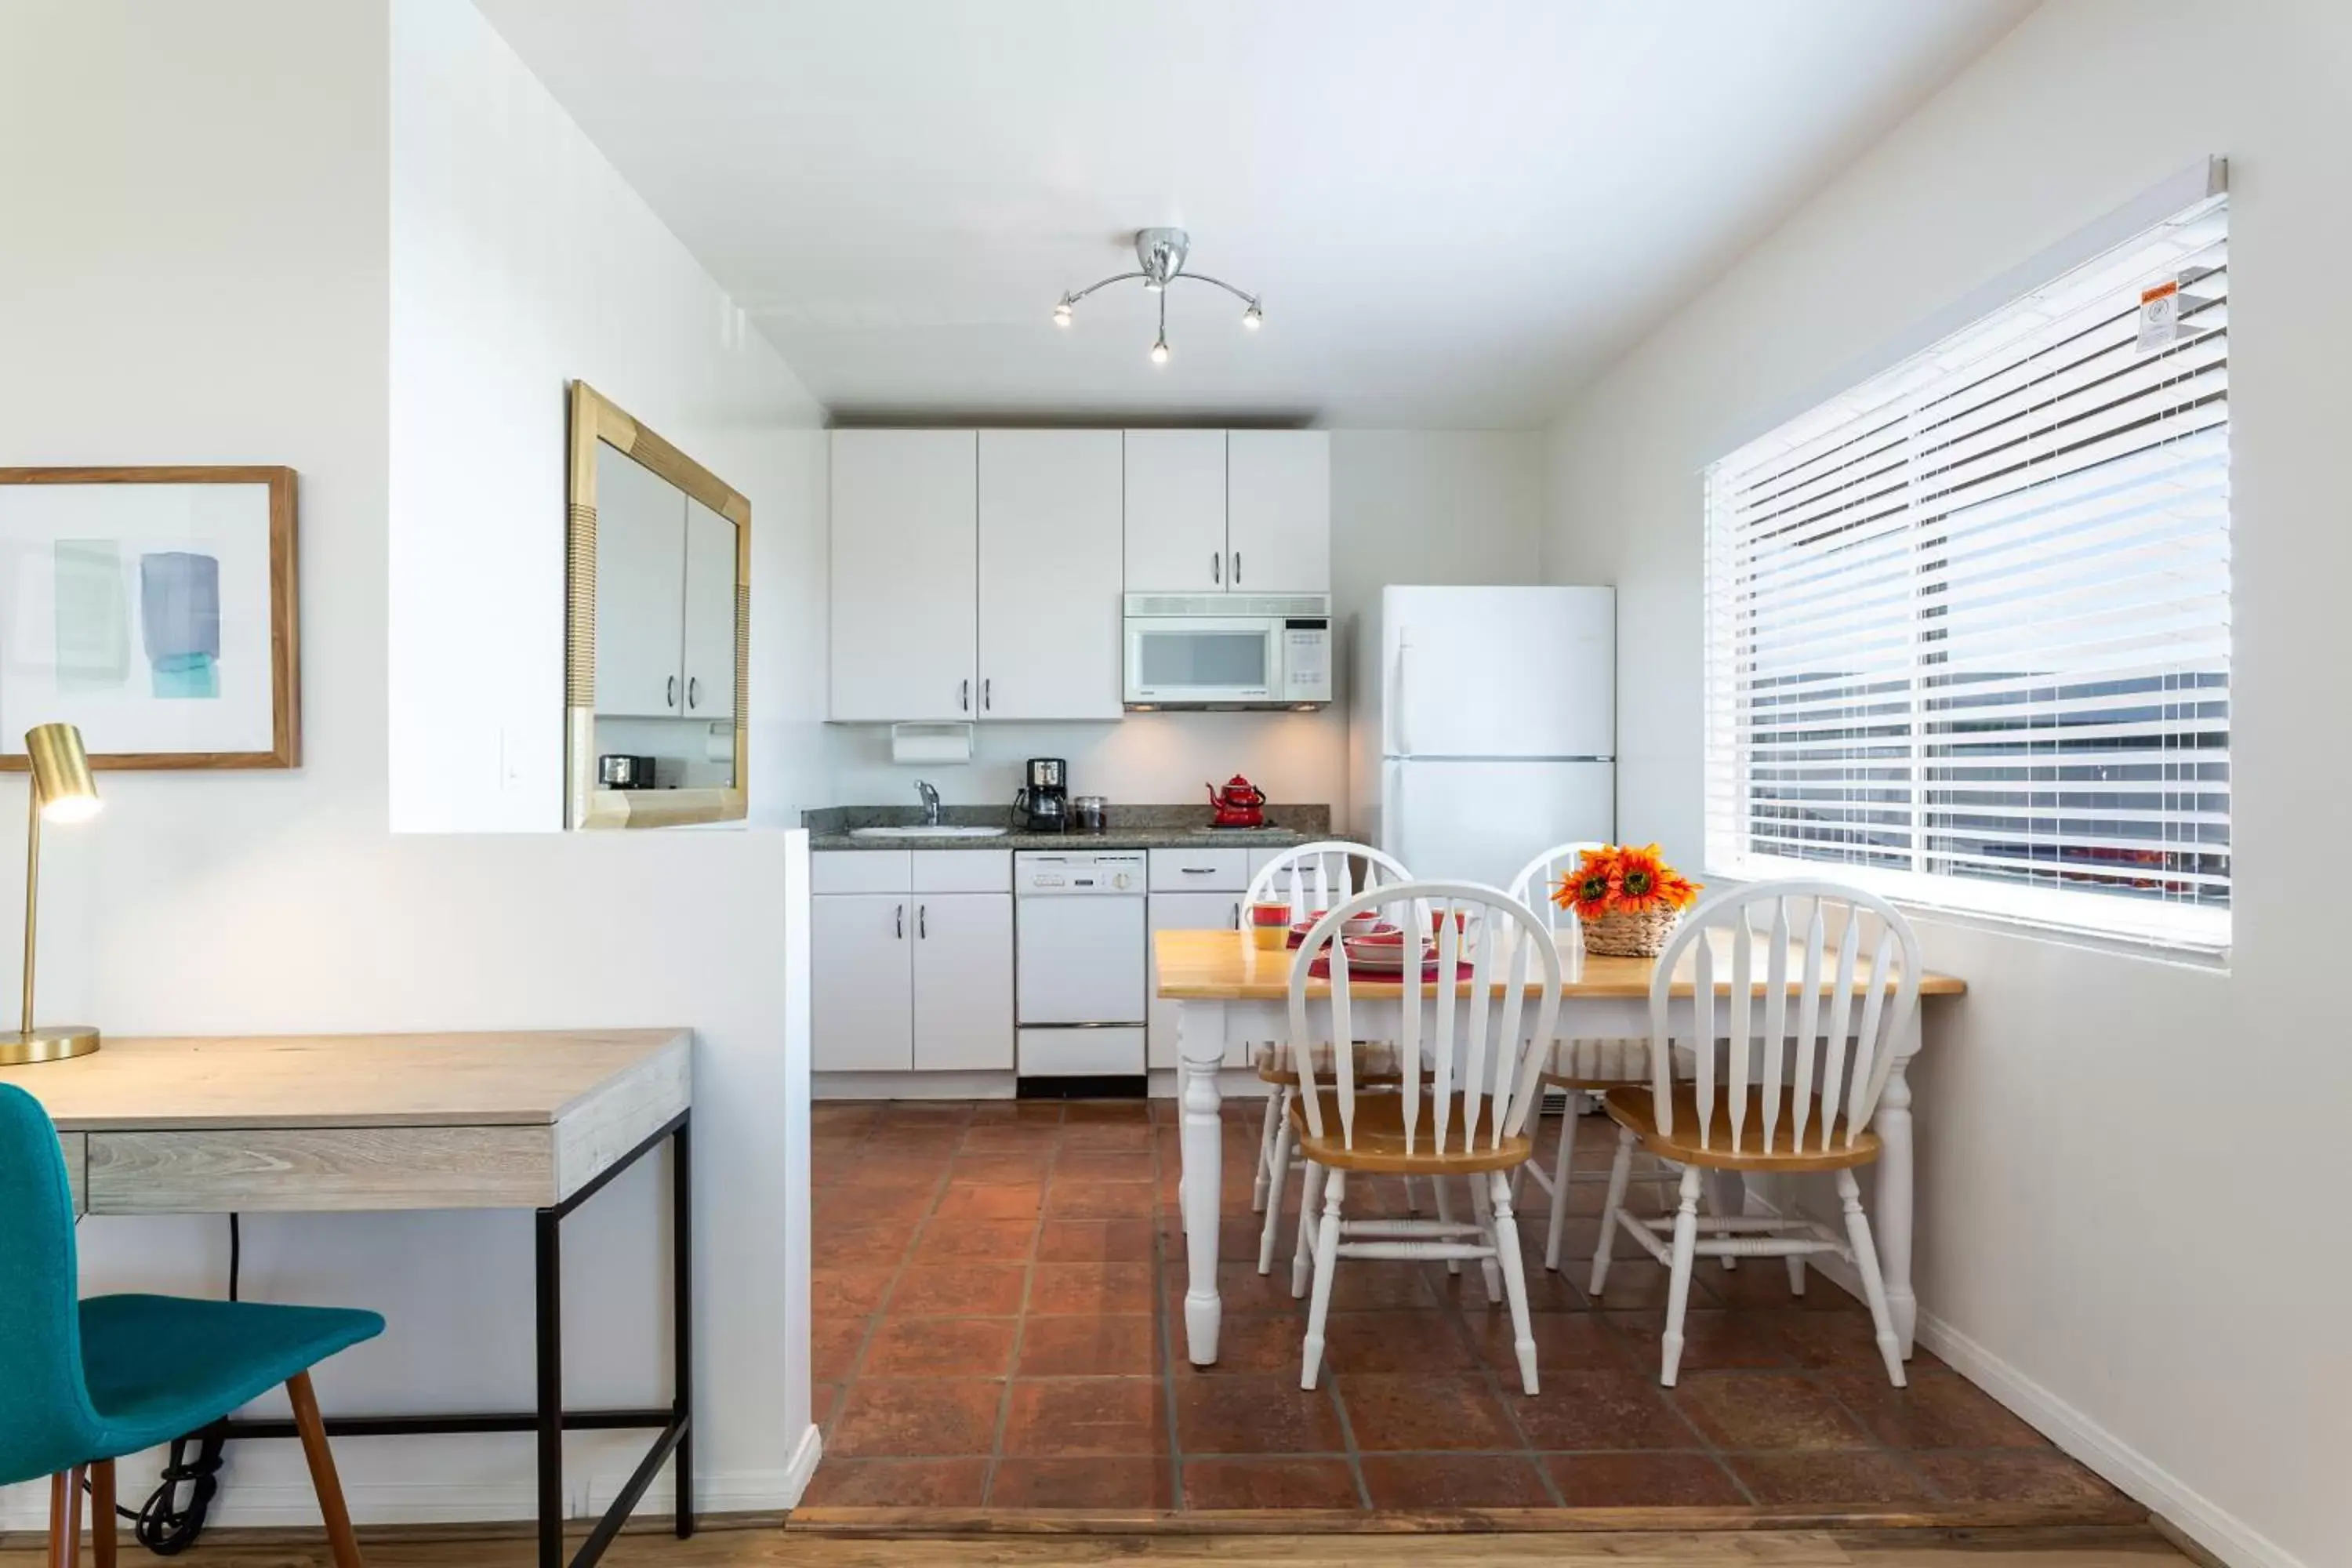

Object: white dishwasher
[1016,851,1152,1086]
[1014,850,1147,1080]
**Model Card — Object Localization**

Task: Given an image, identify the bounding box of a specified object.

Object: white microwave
[1122,593,1333,710]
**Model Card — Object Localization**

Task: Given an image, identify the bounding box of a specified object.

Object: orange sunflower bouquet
[1550,843,1702,957]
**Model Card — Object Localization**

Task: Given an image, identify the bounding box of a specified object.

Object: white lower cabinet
[814,851,1013,1073]
[911,893,1014,1071]
[811,892,914,1072]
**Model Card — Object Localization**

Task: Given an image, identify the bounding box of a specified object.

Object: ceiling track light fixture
[1054,227,1261,363]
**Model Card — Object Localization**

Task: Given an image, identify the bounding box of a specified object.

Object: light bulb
[1149,336,1170,365]
[1243,302,1263,330]
[1052,299,1073,326]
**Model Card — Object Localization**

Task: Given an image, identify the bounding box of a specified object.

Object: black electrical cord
[97,1214,241,1552]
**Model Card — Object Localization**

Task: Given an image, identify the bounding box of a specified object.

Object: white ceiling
[475,0,2032,427]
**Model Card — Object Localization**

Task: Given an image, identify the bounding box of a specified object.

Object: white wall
[828,428,1545,817]
[0,0,815,1528]
[1543,4,2347,1563]
[389,0,829,833]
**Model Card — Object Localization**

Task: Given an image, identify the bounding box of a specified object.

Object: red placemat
[1305,953,1478,982]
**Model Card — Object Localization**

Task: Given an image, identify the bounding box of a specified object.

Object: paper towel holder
[890,723,975,765]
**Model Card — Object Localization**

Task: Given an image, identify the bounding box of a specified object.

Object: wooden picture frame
[565,381,750,829]
[0,466,299,770]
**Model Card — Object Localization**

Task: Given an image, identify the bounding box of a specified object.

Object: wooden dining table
[1153,926,1965,1369]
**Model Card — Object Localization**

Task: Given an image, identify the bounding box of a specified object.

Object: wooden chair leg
[1290,1158,1324,1298]
[1585,1125,1637,1297]
[1298,1168,1345,1391]
[47,1466,83,1568]
[1542,1091,1580,1272]
[1250,1084,1282,1213]
[91,1461,115,1568]
[1659,1166,1704,1387]
[287,1370,365,1568]
[1256,1090,1294,1275]
[1489,1170,1539,1396]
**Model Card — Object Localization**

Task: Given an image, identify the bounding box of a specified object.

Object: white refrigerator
[1351,585,1615,889]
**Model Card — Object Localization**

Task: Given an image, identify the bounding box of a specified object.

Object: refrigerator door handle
[1394,634,1412,757]
[1385,759,1407,869]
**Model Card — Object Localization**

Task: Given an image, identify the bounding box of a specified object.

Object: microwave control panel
[1284,619,1332,699]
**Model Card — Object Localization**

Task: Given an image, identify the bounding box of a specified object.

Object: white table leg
[1178,1000,1228,1365]
[1878,1014,1920,1358]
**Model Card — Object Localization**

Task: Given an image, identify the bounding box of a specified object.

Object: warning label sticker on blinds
[2136,278,2182,352]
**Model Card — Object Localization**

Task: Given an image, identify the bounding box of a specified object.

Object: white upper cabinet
[1123,430,1229,593]
[830,426,1329,720]
[681,495,738,722]
[593,441,688,717]
[830,430,978,721]
[1225,430,1330,593]
[978,430,1123,720]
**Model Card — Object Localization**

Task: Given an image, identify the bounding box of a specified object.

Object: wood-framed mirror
[565,381,749,829]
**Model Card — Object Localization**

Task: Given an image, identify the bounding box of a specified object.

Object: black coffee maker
[1014,757,1069,833]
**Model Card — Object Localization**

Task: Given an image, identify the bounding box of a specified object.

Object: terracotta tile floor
[804,1098,2136,1518]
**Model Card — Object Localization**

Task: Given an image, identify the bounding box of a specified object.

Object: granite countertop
[804,803,1343,852]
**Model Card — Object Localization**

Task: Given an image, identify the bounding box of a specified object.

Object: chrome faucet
[915,779,942,827]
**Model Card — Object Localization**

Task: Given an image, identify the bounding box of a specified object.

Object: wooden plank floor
[0,1522,2194,1567]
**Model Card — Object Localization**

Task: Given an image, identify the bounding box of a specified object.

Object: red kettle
[1207,774,1268,829]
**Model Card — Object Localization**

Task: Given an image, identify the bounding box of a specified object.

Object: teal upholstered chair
[0,1083,383,1567]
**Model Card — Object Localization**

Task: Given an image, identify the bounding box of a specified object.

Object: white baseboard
[1758,1191,2303,1568]
[815,1069,1016,1100]
[818,1069,1275,1102]
[779,1422,822,1508]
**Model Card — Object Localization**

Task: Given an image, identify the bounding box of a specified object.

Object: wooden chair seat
[1254,1040,1404,1087]
[1289,1091,1533,1174]
[1599,1083,1880,1173]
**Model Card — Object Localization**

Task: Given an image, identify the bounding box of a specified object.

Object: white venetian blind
[1704,193,2230,949]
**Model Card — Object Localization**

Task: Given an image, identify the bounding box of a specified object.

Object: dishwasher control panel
[1014,850,1145,895]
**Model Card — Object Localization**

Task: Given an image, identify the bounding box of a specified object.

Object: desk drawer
[59,1132,85,1215]
[86,1126,555,1214]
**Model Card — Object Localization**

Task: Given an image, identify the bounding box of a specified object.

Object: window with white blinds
[1704,193,2230,949]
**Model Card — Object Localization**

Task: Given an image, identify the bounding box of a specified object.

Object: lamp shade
[24,724,99,824]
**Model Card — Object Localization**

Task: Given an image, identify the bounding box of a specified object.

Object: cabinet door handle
[1181,866,1216,875]
[918,904,927,938]
[960,678,971,712]
[896,903,905,939]
[687,676,701,710]
[666,675,677,709]
[1211,551,1221,585]
[1232,902,1241,930]
[982,678,991,712]
[1233,551,1242,585]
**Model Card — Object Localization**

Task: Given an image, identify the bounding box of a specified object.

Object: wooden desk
[1153,930,1964,1370]
[2,1029,693,1568]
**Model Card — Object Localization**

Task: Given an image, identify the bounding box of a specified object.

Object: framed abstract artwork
[0,466,299,769]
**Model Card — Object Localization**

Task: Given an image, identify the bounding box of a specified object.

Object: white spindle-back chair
[1243,843,1415,1274]
[1587,880,1922,1387]
[1504,842,1675,1269]
[1287,880,1561,1394]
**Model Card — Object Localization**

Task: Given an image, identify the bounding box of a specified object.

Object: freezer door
[1382,759,1615,891]
[1384,586,1614,760]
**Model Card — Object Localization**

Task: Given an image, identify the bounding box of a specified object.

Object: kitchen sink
[848,825,1007,840]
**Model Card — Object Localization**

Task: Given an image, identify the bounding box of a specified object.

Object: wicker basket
[1579,906,1679,959]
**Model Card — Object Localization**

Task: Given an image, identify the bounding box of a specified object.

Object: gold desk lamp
[0,722,102,1065]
